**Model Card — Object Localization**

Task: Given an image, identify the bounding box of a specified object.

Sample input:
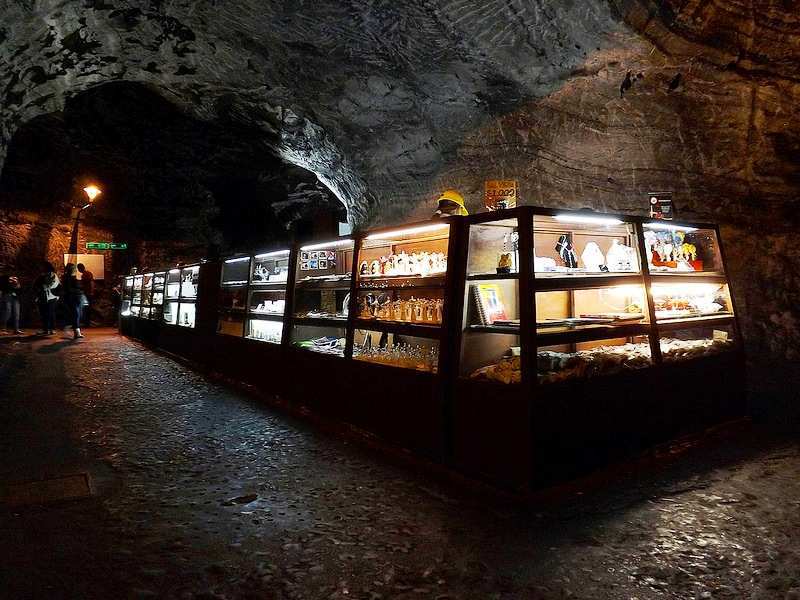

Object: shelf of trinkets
[250,299,286,316]
[642,224,724,274]
[356,294,443,325]
[651,281,732,322]
[246,319,283,344]
[353,340,440,373]
[358,250,447,279]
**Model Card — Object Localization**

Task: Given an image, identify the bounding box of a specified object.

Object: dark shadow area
[36,340,78,354]
[1,81,346,256]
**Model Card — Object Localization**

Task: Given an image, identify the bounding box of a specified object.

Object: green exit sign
[87,242,128,250]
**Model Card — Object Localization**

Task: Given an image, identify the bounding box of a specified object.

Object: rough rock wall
[1,1,799,409]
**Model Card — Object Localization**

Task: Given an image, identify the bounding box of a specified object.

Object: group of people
[0,262,94,340]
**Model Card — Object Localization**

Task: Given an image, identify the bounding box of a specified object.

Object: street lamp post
[68,185,102,255]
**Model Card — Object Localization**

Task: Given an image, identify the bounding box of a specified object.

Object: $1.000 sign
[484,180,517,210]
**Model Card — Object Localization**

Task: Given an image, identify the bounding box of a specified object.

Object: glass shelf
[353,328,439,373]
[246,318,283,344]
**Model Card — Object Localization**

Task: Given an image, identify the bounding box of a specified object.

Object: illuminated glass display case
[459,209,739,386]
[120,265,198,328]
[288,238,354,356]
[176,265,199,328]
[217,250,291,344]
[118,209,743,489]
[352,222,451,373]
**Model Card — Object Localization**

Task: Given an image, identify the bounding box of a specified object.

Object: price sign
[648,191,674,220]
[484,180,517,211]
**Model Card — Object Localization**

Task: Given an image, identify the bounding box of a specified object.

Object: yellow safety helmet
[435,189,469,217]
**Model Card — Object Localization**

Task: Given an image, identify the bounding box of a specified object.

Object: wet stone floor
[0,329,799,599]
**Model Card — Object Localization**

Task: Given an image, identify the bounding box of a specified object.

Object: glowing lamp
[83,185,102,202]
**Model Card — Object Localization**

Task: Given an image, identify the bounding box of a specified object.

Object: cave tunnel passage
[0,81,346,271]
[0,81,345,325]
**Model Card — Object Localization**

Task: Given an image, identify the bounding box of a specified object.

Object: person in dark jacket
[1,273,23,335]
[77,263,94,327]
[35,262,60,335]
[62,263,84,339]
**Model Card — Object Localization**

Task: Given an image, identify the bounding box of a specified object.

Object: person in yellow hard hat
[433,189,469,217]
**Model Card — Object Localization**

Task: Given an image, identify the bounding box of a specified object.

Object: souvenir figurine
[396,251,408,275]
[370,259,381,275]
[555,234,578,269]
[581,242,605,272]
[534,255,557,272]
[360,261,369,276]
[497,252,513,274]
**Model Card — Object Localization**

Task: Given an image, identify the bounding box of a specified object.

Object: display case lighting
[169,269,181,274]
[224,257,250,264]
[255,250,291,258]
[651,282,721,294]
[553,214,623,226]
[643,222,698,232]
[365,223,449,240]
[301,239,353,251]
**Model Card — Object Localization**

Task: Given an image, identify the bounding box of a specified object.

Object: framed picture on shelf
[318,259,328,269]
[301,252,310,261]
[309,259,319,269]
[300,261,310,271]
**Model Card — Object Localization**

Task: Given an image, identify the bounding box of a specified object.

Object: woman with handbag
[62,263,85,339]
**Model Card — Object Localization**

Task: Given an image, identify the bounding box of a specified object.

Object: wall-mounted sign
[484,180,518,211]
[86,242,128,250]
[648,192,674,220]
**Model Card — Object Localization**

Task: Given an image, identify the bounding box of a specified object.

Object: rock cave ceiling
[1,0,797,230]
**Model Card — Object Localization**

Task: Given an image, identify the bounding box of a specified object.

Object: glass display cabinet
[352,222,451,373]
[247,250,290,344]
[118,208,744,490]
[132,274,143,307]
[150,271,166,320]
[163,268,181,325]
[216,250,291,344]
[289,238,354,356]
[531,212,653,384]
[459,209,740,386]
[643,222,737,362]
[121,276,134,317]
[120,271,166,321]
[218,256,250,337]
[460,214,522,382]
[177,265,199,328]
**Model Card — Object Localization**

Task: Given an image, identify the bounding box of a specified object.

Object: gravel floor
[0,329,798,600]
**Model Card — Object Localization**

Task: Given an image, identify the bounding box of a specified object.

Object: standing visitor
[0,273,23,335]
[77,263,94,327]
[63,263,85,339]
[35,262,60,335]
